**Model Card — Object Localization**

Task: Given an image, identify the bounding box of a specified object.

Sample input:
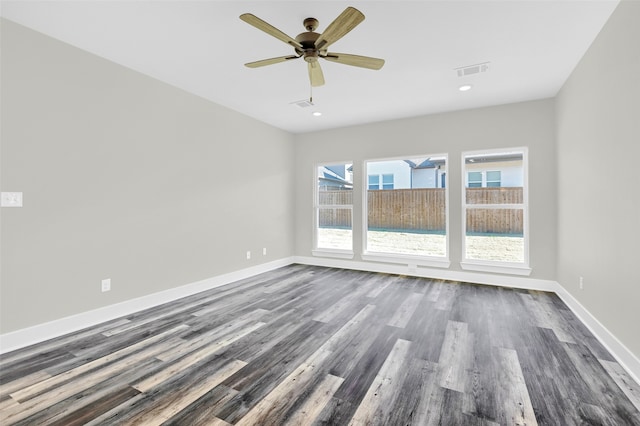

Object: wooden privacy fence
[368,189,445,231]
[466,208,523,234]
[319,187,523,234]
[466,187,523,234]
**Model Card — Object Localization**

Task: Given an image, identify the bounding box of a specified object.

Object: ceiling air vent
[455,62,489,77]
[291,100,314,108]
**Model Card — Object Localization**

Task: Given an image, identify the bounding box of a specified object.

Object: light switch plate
[102,279,111,292]
[1,192,23,207]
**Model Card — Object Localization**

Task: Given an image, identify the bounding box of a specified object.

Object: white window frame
[466,170,502,188]
[313,161,354,259]
[361,154,450,268]
[461,148,531,275]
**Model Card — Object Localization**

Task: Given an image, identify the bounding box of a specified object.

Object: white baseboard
[553,283,640,385]
[3,255,638,387]
[0,257,295,354]
[293,256,557,291]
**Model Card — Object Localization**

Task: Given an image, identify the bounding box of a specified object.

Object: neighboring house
[367,160,412,190]
[323,154,521,191]
[408,158,447,189]
[464,153,523,188]
[318,164,353,190]
[367,157,447,189]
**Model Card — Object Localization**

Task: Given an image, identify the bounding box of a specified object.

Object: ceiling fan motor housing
[295,29,325,62]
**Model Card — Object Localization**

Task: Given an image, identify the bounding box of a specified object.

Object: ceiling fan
[240,7,385,87]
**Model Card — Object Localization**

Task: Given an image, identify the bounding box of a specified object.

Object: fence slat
[318,188,523,234]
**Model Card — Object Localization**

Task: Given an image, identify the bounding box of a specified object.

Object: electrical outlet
[101,279,111,292]
[246,251,251,260]
[263,247,267,256]
[579,276,584,290]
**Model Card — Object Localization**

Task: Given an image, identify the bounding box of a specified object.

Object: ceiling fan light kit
[240,6,385,88]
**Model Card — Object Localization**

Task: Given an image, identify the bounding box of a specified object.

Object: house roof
[319,166,352,186]
[465,153,523,164]
[405,159,439,169]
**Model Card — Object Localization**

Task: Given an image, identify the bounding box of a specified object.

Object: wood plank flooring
[1,264,639,425]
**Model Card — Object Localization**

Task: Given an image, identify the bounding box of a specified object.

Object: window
[368,174,379,190]
[462,149,529,274]
[382,174,394,190]
[486,171,501,187]
[468,172,482,188]
[363,156,448,265]
[315,163,353,256]
[368,174,394,190]
[467,170,501,187]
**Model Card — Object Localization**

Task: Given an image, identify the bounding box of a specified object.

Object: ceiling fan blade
[314,7,365,51]
[308,61,325,87]
[240,13,303,49]
[245,55,300,68]
[322,53,385,70]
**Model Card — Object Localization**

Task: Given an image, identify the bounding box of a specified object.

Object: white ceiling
[1,0,619,134]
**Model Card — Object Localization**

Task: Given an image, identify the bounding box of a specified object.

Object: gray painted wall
[294,99,557,280]
[556,0,640,357]
[0,19,295,333]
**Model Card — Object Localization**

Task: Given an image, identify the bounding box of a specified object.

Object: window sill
[312,249,355,260]
[362,252,451,268]
[460,261,532,276]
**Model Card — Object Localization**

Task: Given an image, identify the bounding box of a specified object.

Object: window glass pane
[366,156,447,257]
[318,164,353,205]
[465,208,524,262]
[466,187,522,203]
[317,208,352,250]
[368,175,379,190]
[465,153,523,204]
[486,171,501,182]
[317,163,353,251]
[382,174,394,190]
[463,149,527,266]
[368,229,446,256]
[468,172,482,185]
[318,189,353,206]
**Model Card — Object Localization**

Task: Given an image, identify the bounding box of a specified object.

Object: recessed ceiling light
[312,111,322,117]
[459,84,472,92]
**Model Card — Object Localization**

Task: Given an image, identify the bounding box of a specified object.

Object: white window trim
[461,147,530,275]
[362,154,449,265]
[313,161,354,258]
[361,252,451,268]
[312,247,355,259]
[460,260,532,275]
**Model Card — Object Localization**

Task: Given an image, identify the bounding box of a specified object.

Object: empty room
[1,1,639,425]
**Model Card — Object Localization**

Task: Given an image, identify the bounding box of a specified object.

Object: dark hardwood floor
[1,264,639,425]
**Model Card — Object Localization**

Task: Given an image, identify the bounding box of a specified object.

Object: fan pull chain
[309,84,313,104]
